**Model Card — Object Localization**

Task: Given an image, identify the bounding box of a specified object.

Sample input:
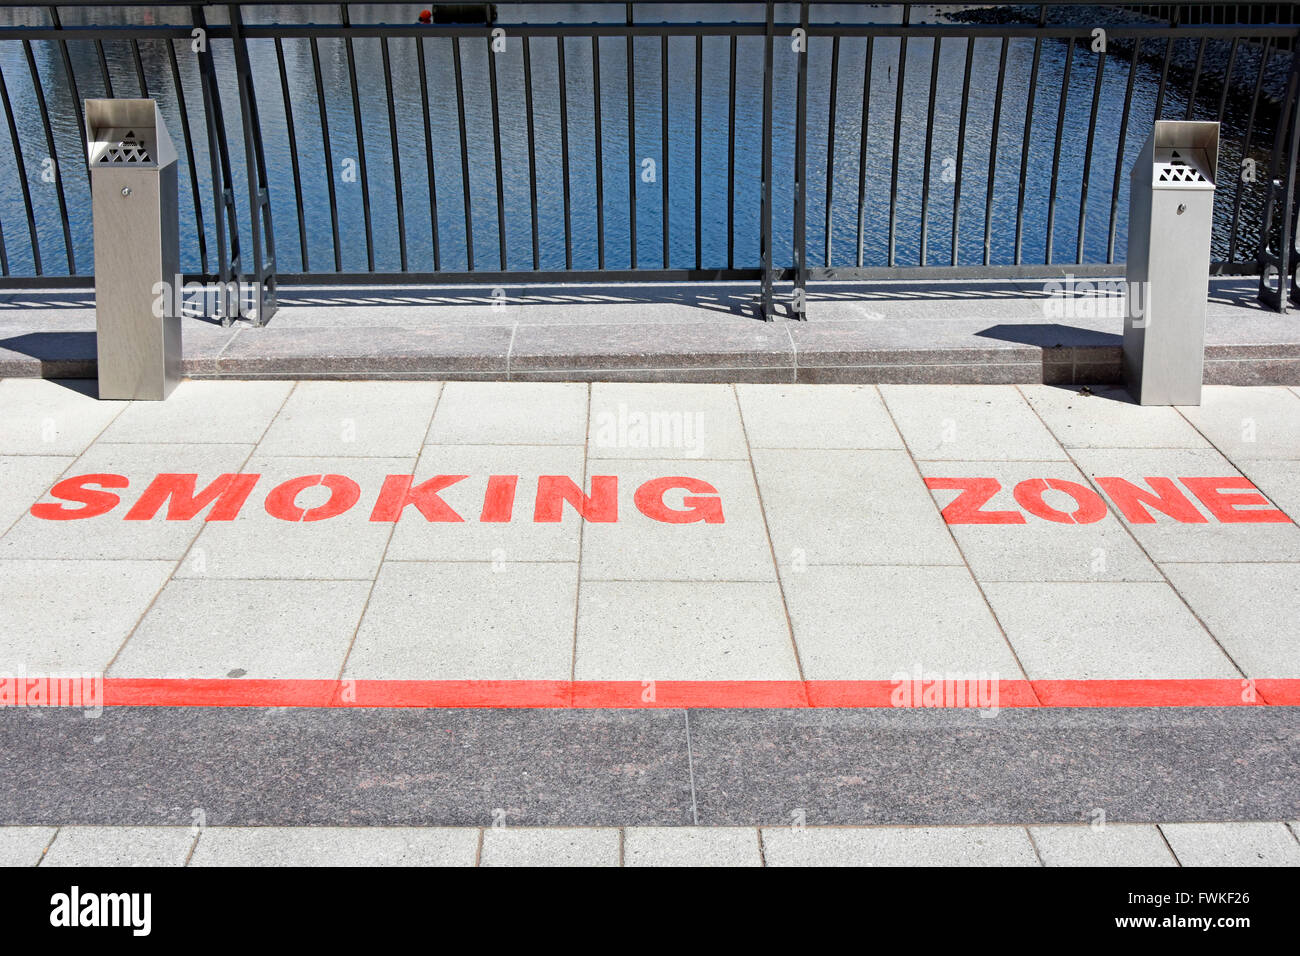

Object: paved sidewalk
[4,823,1299,867]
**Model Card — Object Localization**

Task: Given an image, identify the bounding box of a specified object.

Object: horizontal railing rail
[0,2,1299,320]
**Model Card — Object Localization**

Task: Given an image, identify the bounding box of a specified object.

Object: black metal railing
[1,2,1300,321]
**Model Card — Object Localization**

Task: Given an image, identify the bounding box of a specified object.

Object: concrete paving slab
[623,827,762,866]
[1159,563,1300,679]
[40,826,194,867]
[190,826,479,866]
[0,454,73,533]
[759,825,1040,866]
[109,579,372,679]
[0,379,124,455]
[881,384,1067,460]
[0,442,253,561]
[1028,824,1178,866]
[1069,447,1300,563]
[0,827,55,866]
[588,383,749,460]
[1021,385,1211,448]
[255,381,442,458]
[752,448,963,569]
[919,460,1162,583]
[479,827,621,866]
[780,565,1022,679]
[385,444,585,564]
[981,581,1238,680]
[578,459,776,582]
[1160,822,1300,867]
[575,580,797,681]
[735,384,903,450]
[178,456,413,580]
[1235,459,1300,526]
[0,559,173,672]
[96,380,293,446]
[426,381,588,445]
[345,561,578,680]
[1178,386,1300,460]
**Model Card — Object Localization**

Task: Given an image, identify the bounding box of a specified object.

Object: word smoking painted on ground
[29,473,725,523]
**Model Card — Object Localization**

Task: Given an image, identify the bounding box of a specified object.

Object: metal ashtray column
[85,98,182,400]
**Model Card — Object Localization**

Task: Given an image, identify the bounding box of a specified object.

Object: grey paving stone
[687,708,1300,826]
[1178,386,1300,460]
[216,325,512,376]
[982,581,1237,679]
[426,381,588,445]
[736,383,903,450]
[1160,822,1300,867]
[623,827,762,867]
[345,561,578,680]
[509,321,793,373]
[0,559,173,673]
[1161,563,1300,678]
[256,381,442,458]
[1029,824,1178,866]
[97,380,293,446]
[40,826,194,867]
[0,827,56,866]
[0,454,73,533]
[781,565,1022,679]
[1021,385,1210,448]
[575,580,798,681]
[109,578,372,679]
[1235,459,1300,523]
[760,825,1040,866]
[881,384,1067,460]
[190,826,479,866]
[479,827,620,866]
[752,448,963,569]
[588,382,750,460]
[0,379,124,455]
[0,708,694,826]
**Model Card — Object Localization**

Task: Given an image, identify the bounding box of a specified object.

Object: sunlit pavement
[1,378,1299,862]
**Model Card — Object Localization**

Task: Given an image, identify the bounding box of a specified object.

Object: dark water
[0,4,1283,279]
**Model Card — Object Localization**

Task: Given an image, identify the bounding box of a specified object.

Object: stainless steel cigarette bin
[1123,120,1219,406]
[85,99,181,400]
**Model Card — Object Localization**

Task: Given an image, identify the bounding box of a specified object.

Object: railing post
[791,0,809,318]
[192,4,239,323]
[758,0,775,320]
[1257,35,1300,313]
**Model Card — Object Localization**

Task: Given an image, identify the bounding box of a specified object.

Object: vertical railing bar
[727,33,737,269]
[1186,36,1207,119]
[951,36,974,266]
[824,35,839,266]
[380,36,407,271]
[0,200,7,276]
[694,33,702,271]
[592,34,605,269]
[487,33,507,271]
[1216,38,1240,122]
[310,36,342,272]
[1014,5,1047,266]
[887,5,910,267]
[983,37,1009,266]
[340,4,374,272]
[625,2,637,270]
[0,60,40,275]
[1076,40,1106,264]
[759,0,774,319]
[661,33,669,269]
[167,36,208,275]
[193,4,237,313]
[1044,37,1074,265]
[416,36,441,271]
[1153,7,1180,121]
[524,36,540,270]
[130,38,147,96]
[22,39,73,273]
[1229,37,1275,263]
[792,0,808,313]
[47,8,88,195]
[1106,39,1140,264]
[451,37,474,270]
[93,39,112,97]
[275,37,309,274]
[557,36,572,270]
[855,35,874,268]
[919,35,941,267]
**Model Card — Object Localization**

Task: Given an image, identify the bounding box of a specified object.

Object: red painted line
[74,677,1300,709]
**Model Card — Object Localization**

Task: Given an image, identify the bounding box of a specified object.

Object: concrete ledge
[1,278,1297,386]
